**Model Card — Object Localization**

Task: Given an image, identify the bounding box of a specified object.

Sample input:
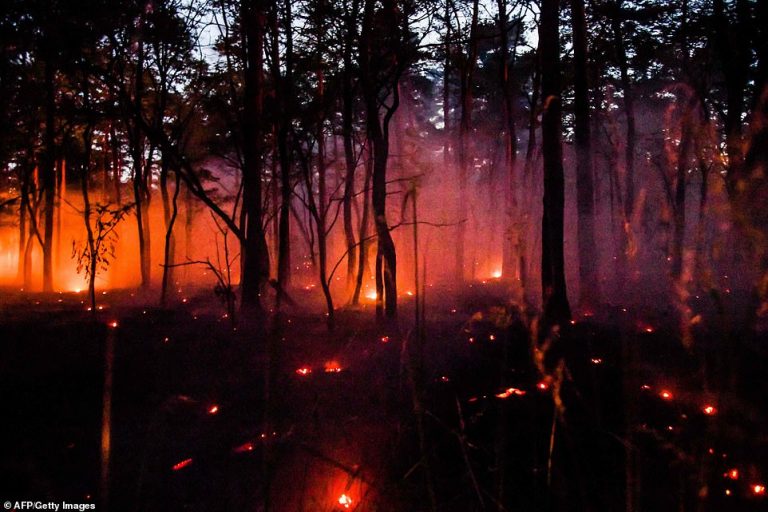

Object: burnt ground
[1,282,767,511]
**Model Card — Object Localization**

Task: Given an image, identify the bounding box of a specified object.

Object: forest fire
[2,0,768,510]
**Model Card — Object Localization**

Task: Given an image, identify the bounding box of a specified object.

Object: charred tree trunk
[455,0,479,283]
[539,0,571,327]
[161,171,181,306]
[42,57,56,292]
[671,97,696,281]
[241,0,271,308]
[271,0,293,298]
[498,0,520,284]
[359,0,401,319]
[572,0,598,308]
[611,5,636,283]
[352,146,373,305]
[342,0,360,298]
[131,35,152,290]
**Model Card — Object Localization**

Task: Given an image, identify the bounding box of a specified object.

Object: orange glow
[495,387,526,399]
[365,290,377,301]
[108,320,118,328]
[702,405,716,415]
[725,469,739,480]
[753,484,766,495]
[324,361,342,373]
[172,458,193,471]
[659,390,673,400]
[338,494,353,508]
[208,405,219,414]
[491,269,502,278]
[234,442,254,453]
[296,367,312,376]
[537,381,549,391]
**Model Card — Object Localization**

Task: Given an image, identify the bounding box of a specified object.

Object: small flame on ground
[324,361,342,373]
[234,442,254,453]
[338,494,353,508]
[208,405,219,414]
[296,367,312,376]
[753,484,766,495]
[365,290,377,301]
[702,404,716,415]
[172,458,193,471]
[537,381,549,391]
[495,387,526,399]
[659,390,673,400]
[725,469,739,480]
[491,270,502,278]
[381,336,389,343]
[108,321,118,328]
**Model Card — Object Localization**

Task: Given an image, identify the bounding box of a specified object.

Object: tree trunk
[241,0,271,308]
[539,0,571,327]
[498,0,520,285]
[359,0,400,319]
[42,58,56,292]
[572,0,598,308]
[342,0,360,298]
[352,147,373,305]
[455,0,479,283]
[611,6,636,284]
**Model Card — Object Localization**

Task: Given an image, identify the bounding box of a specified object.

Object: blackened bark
[539,0,571,327]
[611,6,636,281]
[455,0,479,283]
[359,0,400,319]
[498,0,520,283]
[572,0,598,307]
[241,0,271,308]
[342,0,360,297]
[42,58,56,292]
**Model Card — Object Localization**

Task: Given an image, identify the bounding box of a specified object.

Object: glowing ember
[324,361,342,373]
[296,367,312,376]
[491,270,502,278]
[208,405,219,414]
[753,484,766,495]
[644,327,654,333]
[725,469,739,480]
[172,458,193,471]
[590,358,602,365]
[108,321,118,328]
[702,405,716,415]
[725,489,731,496]
[489,334,496,341]
[641,384,651,390]
[365,290,377,301]
[234,442,254,453]
[405,290,414,296]
[659,390,673,400]
[537,381,549,391]
[380,336,389,343]
[495,387,526,399]
[338,493,353,508]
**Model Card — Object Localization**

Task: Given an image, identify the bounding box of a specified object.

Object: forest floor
[0,281,767,511]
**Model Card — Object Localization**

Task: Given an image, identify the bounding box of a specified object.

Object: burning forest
[1,0,768,510]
